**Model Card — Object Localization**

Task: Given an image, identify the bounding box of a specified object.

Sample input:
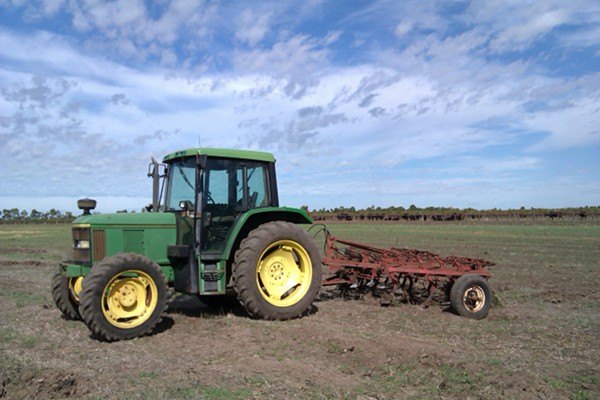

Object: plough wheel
[233,221,322,320]
[450,274,491,319]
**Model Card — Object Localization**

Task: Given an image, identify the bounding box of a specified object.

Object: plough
[312,225,495,319]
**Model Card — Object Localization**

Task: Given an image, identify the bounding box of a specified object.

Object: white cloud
[232,34,331,78]
[1,0,599,211]
[526,96,600,151]
[559,25,600,49]
[235,9,271,46]
[394,20,413,38]
[464,0,600,53]
[41,0,65,15]
[490,9,568,52]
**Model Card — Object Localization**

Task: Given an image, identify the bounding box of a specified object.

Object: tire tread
[449,274,491,319]
[79,253,168,341]
[232,221,321,320]
[51,270,81,320]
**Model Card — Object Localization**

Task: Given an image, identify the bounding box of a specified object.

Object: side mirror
[147,157,167,177]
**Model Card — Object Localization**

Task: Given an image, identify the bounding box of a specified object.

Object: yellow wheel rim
[69,276,84,303]
[463,285,485,312]
[101,270,158,329]
[256,240,312,307]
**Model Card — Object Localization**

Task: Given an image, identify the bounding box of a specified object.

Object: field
[1,221,599,399]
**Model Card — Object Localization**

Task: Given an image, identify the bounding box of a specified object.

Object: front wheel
[449,274,491,319]
[78,253,168,341]
[51,270,84,320]
[233,221,322,320]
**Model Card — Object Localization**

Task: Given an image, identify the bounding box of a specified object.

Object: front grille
[92,230,106,261]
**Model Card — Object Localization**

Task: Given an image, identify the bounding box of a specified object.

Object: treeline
[303,205,600,222]
[2,205,599,224]
[0,208,142,224]
[1,208,76,224]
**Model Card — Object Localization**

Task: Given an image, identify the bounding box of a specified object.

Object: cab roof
[162,147,275,163]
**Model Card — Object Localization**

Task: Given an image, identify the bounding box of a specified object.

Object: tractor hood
[73,212,176,227]
[70,212,177,266]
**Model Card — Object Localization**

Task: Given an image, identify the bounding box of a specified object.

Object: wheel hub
[256,240,313,307]
[101,270,158,329]
[115,284,137,308]
[268,258,289,283]
[463,285,485,312]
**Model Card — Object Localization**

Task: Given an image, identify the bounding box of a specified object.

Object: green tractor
[52,148,322,341]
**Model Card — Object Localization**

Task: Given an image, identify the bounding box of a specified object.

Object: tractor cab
[160,150,278,254]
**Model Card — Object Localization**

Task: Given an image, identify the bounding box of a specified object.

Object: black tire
[233,221,322,320]
[51,270,81,320]
[450,274,491,319]
[78,253,169,341]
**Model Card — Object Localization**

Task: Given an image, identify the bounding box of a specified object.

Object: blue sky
[1,0,599,213]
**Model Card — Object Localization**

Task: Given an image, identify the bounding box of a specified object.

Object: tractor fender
[221,207,312,262]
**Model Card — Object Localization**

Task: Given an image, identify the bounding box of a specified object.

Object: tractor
[52,148,322,341]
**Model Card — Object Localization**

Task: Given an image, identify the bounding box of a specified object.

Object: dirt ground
[0,221,598,399]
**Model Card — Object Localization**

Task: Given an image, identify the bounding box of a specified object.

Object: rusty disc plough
[311,225,495,319]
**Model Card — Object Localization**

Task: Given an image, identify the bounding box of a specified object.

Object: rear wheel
[79,253,168,341]
[233,221,322,320]
[51,270,83,320]
[450,274,491,319]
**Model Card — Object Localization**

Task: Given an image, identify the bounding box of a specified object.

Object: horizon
[1,198,598,217]
[2,1,599,213]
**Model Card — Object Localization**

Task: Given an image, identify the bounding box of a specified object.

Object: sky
[1,0,599,213]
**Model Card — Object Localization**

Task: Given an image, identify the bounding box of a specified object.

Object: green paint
[74,211,176,226]
[160,266,174,281]
[198,260,227,294]
[219,207,312,261]
[64,207,310,289]
[63,263,91,277]
[62,260,173,281]
[162,147,275,163]
[75,213,178,265]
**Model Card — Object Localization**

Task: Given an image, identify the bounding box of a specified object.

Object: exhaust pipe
[148,157,160,212]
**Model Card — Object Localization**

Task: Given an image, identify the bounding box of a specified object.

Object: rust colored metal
[319,230,494,306]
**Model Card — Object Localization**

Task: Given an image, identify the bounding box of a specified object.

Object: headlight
[75,240,90,249]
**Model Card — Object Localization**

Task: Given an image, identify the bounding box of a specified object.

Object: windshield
[164,158,196,211]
